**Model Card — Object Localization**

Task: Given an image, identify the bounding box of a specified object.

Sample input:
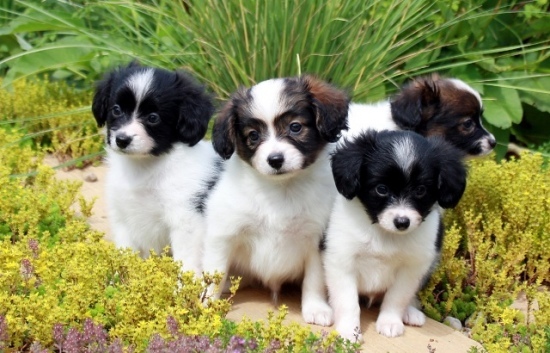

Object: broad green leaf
[482,84,523,128]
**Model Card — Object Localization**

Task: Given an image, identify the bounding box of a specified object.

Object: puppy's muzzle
[393,216,410,231]
[267,153,285,170]
[115,133,133,149]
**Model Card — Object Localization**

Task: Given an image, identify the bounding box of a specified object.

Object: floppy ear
[175,71,215,146]
[212,98,238,159]
[302,75,350,143]
[432,138,468,208]
[91,72,116,128]
[331,131,377,200]
[390,74,441,131]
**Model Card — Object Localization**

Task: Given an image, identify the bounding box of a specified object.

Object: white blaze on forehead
[249,79,286,123]
[449,78,482,108]
[127,68,154,104]
[393,136,416,174]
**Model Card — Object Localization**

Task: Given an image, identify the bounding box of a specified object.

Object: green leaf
[482,84,523,128]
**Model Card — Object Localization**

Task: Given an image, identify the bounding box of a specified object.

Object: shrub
[0,128,358,352]
[420,153,550,353]
[0,78,102,165]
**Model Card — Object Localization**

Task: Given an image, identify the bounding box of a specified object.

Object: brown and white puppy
[343,74,496,156]
[202,75,349,326]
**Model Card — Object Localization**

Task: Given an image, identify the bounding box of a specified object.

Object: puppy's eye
[112,105,122,118]
[461,119,475,132]
[289,122,302,134]
[147,113,160,125]
[248,130,260,142]
[375,184,389,197]
[414,185,427,198]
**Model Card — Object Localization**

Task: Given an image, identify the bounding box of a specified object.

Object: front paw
[376,312,405,337]
[403,305,425,327]
[302,299,333,326]
[336,324,363,343]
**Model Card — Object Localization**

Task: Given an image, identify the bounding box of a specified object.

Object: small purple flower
[0,315,9,347]
[20,258,34,281]
[166,316,179,337]
[28,239,40,258]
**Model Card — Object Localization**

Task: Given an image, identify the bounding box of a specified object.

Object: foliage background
[0,0,549,162]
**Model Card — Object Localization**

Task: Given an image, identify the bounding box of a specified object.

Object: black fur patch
[192,158,225,214]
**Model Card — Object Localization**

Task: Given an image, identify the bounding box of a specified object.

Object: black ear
[91,72,116,127]
[431,138,468,208]
[301,75,350,143]
[175,71,215,146]
[331,131,377,199]
[390,75,441,131]
[212,98,237,159]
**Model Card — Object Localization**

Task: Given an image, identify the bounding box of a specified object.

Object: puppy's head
[212,75,349,176]
[390,74,496,156]
[331,130,466,234]
[92,62,214,156]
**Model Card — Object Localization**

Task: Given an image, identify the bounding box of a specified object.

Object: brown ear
[390,74,441,131]
[302,75,350,143]
[212,98,238,159]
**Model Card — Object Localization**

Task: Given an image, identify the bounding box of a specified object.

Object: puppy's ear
[390,74,441,131]
[212,98,237,159]
[331,131,377,199]
[431,138,467,208]
[91,71,116,127]
[302,75,350,143]
[175,71,215,146]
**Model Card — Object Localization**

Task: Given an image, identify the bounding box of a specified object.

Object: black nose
[115,134,133,149]
[488,137,496,148]
[394,217,410,230]
[267,153,285,169]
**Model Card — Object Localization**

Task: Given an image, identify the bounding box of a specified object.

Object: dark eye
[147,113,160,125]
[112,105,122,117]
[375,184,389,197]
[248,130,259,142]
[461,119,474,131]
[414,185,427,198]
[289,122,302,134]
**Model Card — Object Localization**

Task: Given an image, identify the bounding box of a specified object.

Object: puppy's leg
[327,269,362,343]
[201,228,233,301]
[111,222,144,256]
[301,250,333,326]
[376,268,425,337]
[170,221,204,276]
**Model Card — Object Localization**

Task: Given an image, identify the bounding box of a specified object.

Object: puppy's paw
[336,324,363,343]
[302,299,334,326]
[376,312,405,337]
[403,305,425,327]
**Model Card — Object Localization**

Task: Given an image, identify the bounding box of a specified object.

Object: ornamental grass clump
[0,129,358,352]
[420,153,550,353]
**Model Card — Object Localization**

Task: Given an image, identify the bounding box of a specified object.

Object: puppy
[343,74,496,156]
[92,63,221,274]
[202,75,349,326]
[324,130,467,341]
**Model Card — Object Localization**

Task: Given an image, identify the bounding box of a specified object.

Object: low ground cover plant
[0,78,102,166]
[420,153,550,353]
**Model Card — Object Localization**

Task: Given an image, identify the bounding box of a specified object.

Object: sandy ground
[48,156,484,353]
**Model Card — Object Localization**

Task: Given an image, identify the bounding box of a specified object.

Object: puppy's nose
[488,136,496,148]
[267,153,285,170]
[394,217,410,231]
[115,134,133,149]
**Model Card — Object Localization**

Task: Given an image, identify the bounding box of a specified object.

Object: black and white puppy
[92,63,221,274]
[202,75,349,326]
[344,74,496,156]
[324,130,467,341]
